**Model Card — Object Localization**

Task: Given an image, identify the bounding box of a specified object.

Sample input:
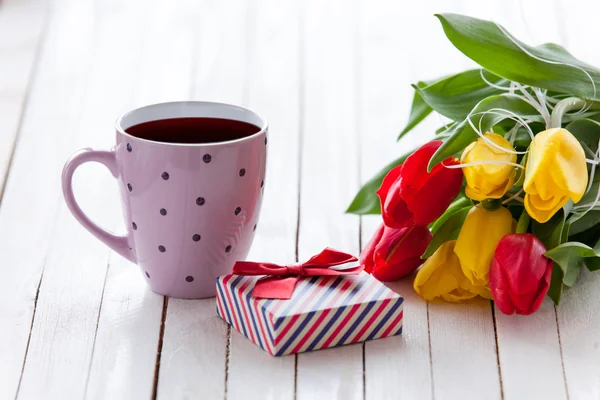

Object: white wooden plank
[16,0,155,398]
[495,302,566,399]
[429,299,501,399]
[0,0,96,398]
[85,254,164,400]
[364,251,432,400]
[155,0,247,397]
[226,0,299,398]
[295,0,363,399]
[0,0,47,198]
[551,1,600,399]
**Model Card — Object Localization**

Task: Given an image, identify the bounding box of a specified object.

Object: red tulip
[489,233,553,315]
[377,140,463,228]
[361,223,432,282]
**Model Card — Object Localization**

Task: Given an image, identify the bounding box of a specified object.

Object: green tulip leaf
[430,194,471,233]
[566,118,600,155]
[428,94,539,170]
[422,206,471,259]
[545,242,600,287]
[435,123,456,135]
[569,220,600,249]
[398,84,433,139]
[513,151,529,188]
[532,208,566,250]
[547,264,564,305]
[436,13,600,101]
[413,69,506,121]
[346,150,414,215]
[569,211,600,236]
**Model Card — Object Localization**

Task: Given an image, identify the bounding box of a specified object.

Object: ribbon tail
[252,276,298,299]
[304,248,359,267]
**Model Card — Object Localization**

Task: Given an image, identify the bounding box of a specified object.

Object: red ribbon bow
[232,248,362,299]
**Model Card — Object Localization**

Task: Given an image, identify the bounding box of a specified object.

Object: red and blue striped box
[215,272,404,356]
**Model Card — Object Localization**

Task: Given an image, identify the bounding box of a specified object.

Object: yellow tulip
[461,132,517,201]
[454,205,513,298]
[524,128,588,223]
[413,241,480,302]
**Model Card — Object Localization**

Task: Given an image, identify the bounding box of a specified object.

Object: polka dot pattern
[123,133,266,293]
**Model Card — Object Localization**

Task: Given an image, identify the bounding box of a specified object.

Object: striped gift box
[215,272,404,356]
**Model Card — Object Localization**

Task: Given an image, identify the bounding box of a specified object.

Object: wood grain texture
[0,0,47,199]
[226,1,299,398]
[155,0,247,397]
[0,0,96,398]
[295,0,363,399]
[16,0,153,398]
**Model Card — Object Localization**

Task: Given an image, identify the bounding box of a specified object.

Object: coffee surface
[125,117,260,144]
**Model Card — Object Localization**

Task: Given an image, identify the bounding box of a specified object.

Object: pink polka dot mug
[62,102,267,298]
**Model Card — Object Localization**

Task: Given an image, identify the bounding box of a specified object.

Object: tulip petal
[455,206,514,288]
[360,223,385,274]
[551,129,587,202]
[406,158,463,225]
[490,234,553,315]
[461,133,517,201]
[524,193,568,224]
[414,240,481,302]
[377,165,413,228]
[399,140,443,199]
[524,128,588,222]
[372,224,432,281]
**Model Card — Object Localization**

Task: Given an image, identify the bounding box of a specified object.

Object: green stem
[481,198,502,211]
[550,97,587,129]
[516,210,531,234]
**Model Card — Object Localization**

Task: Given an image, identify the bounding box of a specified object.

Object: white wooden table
[1,0,599,399]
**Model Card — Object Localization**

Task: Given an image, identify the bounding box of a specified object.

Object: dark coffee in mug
[126,117,261,144]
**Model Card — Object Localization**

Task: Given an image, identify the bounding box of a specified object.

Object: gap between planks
[151,296,169,400]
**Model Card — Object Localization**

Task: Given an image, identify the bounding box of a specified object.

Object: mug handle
[61,148,136,263]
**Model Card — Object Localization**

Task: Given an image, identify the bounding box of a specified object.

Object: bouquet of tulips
[348,13,600,315]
